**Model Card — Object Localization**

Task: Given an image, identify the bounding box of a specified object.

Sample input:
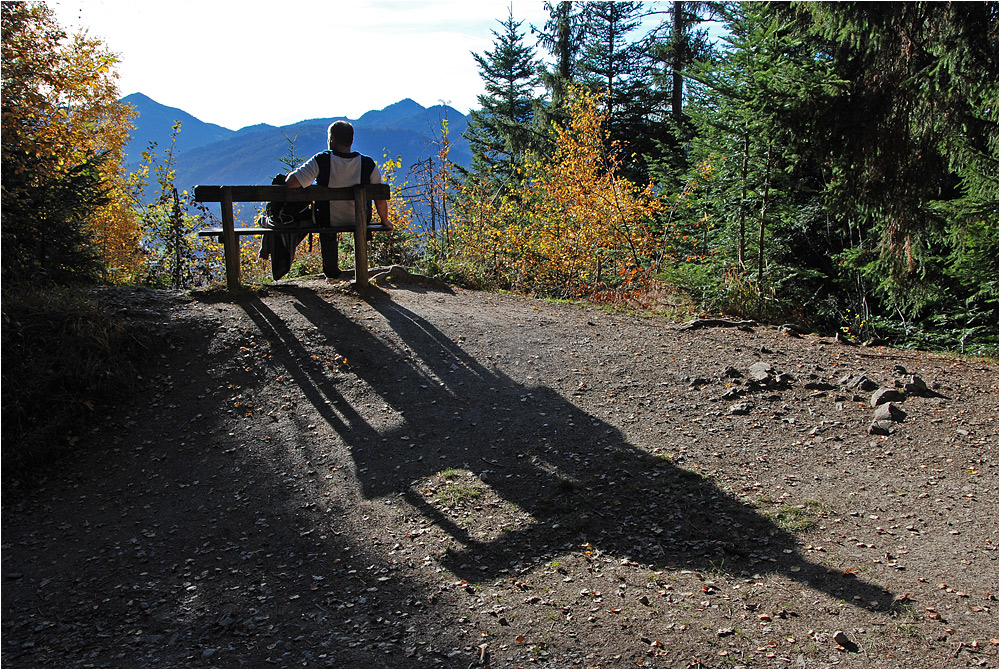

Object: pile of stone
[848,366,934,436]
[723,359,937,437]
[723,361,794,415]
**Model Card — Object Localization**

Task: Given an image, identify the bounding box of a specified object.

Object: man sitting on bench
[284,120,392,280]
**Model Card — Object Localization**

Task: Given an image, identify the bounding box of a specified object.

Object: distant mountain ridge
[122,94,470,220]
[122,93,233,159]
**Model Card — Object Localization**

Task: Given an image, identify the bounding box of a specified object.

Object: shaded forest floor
[3,277,998,668]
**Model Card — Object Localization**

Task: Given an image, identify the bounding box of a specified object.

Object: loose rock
[749,362,775,383]
[728,402,752,416]
[868,420,893,436]
[874,402,907,423]
[870,388,904,408]
[904,375,929,395]
[839,373,879,392]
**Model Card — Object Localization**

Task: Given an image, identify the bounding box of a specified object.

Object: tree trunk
[671,1,686,124]
[757,145,773,314]
[738,132,750,270]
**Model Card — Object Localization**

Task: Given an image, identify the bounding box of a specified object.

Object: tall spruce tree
[532,1,585,135]
[673,1,996,347]
[576,1,652,180]
[646,1,723,187]
[785,2,997,262]
[464,8,541,187]
[577,1,644,118]
[670,2,844,321]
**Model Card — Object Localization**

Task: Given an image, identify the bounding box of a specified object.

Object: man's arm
[285,173,302,188]
[369,163,391,230]
[375,200,391,230]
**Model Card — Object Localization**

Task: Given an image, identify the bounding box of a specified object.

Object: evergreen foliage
[646,1,724,186]
[576,1,651,180]
[778,1,998,345]
[532,1,586,132]
[464,8,542,187]
[456,0,996,353]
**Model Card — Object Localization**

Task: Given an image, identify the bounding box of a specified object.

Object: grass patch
[764,500,826,532]
[436,482,482,506]
[433,469,483,507]
[678,467,707,481]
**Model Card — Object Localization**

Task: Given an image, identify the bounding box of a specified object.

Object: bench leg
[353,186,369,287]
[221,187,241,291]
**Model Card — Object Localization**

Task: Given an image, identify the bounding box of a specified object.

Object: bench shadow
[242,286,896,613]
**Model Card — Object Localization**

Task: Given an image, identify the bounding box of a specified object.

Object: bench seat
[197,224,391,238]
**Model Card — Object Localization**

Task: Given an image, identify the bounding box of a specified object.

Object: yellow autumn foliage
[1,3,143,281]
[451,86,663,298]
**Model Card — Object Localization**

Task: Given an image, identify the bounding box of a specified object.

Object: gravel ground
[3,276,998,668]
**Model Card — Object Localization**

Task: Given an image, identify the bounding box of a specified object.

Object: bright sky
[48,0,561,130]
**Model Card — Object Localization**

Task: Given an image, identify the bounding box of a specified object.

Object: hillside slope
[2,280,997,668]
[122,92,234,160]
[123,94,469,198]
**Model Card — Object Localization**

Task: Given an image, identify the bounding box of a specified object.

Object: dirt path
[3,278,998,668]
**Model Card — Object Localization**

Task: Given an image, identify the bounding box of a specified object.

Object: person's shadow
[241,286,895,612]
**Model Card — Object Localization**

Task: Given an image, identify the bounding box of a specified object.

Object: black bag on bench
[263,173,311,227]
[259,173,312,280]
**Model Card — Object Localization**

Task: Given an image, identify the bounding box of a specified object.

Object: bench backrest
[193,184,390,203]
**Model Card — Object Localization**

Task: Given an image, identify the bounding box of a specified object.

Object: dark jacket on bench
[259,223,308,281]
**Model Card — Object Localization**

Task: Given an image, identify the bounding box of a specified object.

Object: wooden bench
[193,183,391,291]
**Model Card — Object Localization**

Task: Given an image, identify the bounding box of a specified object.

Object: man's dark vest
[313,150,376,227]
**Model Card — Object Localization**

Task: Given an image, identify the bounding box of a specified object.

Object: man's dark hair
[328,120,354,149]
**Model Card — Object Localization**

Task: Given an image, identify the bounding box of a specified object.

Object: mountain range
[122,93,471,221]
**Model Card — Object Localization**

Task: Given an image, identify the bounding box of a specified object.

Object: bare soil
[3,276,998,668]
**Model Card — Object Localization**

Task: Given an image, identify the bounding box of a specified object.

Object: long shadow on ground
[245,286,896,614]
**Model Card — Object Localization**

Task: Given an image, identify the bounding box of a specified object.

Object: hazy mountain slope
[125,95,470,194]
[122,93,234,160]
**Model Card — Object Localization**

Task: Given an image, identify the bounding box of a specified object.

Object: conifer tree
[666,2,724,127]
[785,2,998,275]
[666,2,842,320]
[532,1,585,133]
[777,1,998,342]
[464,8,541,187]
[646,1,723,186]
[668,1,996,347]
[577,1,644,119]
[576,0,649,178]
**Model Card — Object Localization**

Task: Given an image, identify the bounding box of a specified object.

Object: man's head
[328,120,354,150]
